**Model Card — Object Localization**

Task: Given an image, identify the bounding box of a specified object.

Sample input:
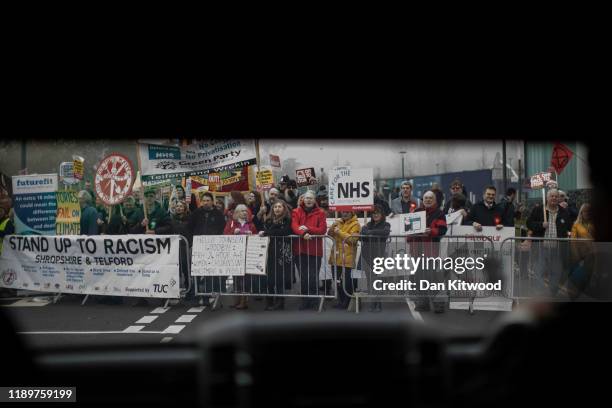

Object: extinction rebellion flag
[551,142,574,175]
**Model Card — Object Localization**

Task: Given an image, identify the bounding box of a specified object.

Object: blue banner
[11,174,58,235]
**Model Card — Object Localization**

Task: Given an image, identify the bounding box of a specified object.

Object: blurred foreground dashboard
[28,313,536,408]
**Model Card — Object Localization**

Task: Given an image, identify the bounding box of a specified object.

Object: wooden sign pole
[254,139,266,204]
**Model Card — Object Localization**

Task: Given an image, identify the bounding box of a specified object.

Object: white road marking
[160,337,173,343]
[187,306,206,313]
[175,314,196,323]
[406,300,424,322]
[123,325,145,333]
[19,331,175,335]
[2,298,51,307]
[162,325,185,334]
[151,307,170,314]
[135,315,158,324]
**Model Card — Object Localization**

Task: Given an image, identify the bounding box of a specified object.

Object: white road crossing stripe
[123,326,145,333]
[160,337,173,343]
[187,306,206,313]
[2,298,51,307]
[19,331,178,335]
[151,307,170,314]
[175,315,196,323]
[135,315,158,324]
[162,325,185,334]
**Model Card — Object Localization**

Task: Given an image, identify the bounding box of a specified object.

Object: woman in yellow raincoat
[327,211,361,309]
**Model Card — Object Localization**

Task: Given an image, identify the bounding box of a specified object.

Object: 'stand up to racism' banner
[0,235,181,298]
[12,174,58,235]
[137,139,258,184]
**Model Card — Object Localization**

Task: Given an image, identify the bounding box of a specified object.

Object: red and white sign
[530,171,552,190]
[269,154,281,168]
[296,167,317,187]
[94,154,135,205]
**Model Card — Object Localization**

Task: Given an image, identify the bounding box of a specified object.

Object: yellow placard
[73,159,84,180]
[256,168,274,191]
[56,191,81,235]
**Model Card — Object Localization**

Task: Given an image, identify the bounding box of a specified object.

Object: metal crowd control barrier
[501,236,595,304]
[162,234,192,308]
[341,234,498,314]
[193,235,336,312]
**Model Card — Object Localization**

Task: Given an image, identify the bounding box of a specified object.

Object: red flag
[551,142,574,174]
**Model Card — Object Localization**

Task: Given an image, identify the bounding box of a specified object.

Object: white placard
[399,211,426,235]
[445,211,463,226]
[0,235,181,298]
[328,167,374,211]
[191,235,246,276]
[245,236,269,275]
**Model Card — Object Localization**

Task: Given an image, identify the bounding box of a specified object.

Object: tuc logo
[153,284,169,293]
[2,270,17,286]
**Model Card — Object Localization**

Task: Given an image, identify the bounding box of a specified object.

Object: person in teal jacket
[78,191,99,235]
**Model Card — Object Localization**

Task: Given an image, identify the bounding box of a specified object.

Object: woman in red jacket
[291,190,327,310]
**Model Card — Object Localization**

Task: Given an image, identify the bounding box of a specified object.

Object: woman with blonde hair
[571,203,593,239]
[224,204,258,309]
[259,199,294,310]
[569,203,594,298]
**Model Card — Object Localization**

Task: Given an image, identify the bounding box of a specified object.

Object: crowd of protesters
[0,171,594,309]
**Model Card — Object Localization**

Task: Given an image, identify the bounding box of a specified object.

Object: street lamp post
[399,151,406,179]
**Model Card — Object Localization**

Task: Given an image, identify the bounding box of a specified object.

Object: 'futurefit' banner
[12,174,58,235]
[137,139,258,184]
[0,235,180,298]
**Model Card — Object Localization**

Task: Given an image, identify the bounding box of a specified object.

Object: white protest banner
[12,174,58,235]
[191,235,246,276]
[450,225,515,250]
[328,167,373,211]
[137,139,257,184]
[245,236,268,275]
[445,225,515,305]
[0,235,181,298]
[399,211,426,235]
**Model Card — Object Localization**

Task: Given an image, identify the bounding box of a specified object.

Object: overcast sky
[258,139,524,179]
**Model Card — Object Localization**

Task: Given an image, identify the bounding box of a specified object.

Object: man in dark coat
[443,178,473,214]
[187,192,227,303]
[464,185,508,230]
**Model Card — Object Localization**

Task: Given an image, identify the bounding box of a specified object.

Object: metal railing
[193,235,336,312]
[340,234,499,314]
[501,236,595,303]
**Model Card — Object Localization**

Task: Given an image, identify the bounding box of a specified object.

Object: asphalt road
[1,293,508,350]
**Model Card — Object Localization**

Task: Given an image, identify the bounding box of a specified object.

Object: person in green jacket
[139,187,171,234]
[78,191,99,235]
[120,196,144,234]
